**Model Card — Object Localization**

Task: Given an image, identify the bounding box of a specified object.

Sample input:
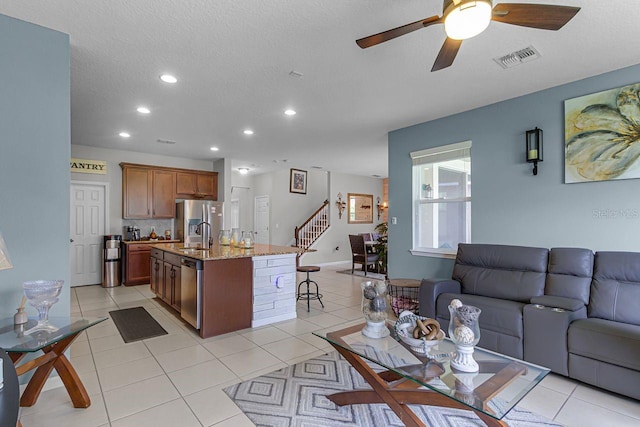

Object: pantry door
[70,181,108,287]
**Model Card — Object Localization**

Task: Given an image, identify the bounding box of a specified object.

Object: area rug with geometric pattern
[223,351,562,427]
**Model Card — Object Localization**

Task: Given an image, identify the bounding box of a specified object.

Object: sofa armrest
[419,279,461,318]
[531,295,585,312]
[524,302,587,375]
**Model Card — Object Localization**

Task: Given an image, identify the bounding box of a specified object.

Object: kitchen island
[150,242,303,338]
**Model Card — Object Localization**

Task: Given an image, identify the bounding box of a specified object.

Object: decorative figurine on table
[448,299,482,372]
[361,280,389,338]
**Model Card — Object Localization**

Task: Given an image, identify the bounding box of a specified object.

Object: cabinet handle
[170,269,175,279]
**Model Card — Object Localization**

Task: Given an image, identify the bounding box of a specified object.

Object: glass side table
[0,316,106,408]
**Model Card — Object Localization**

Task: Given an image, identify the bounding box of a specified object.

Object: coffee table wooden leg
[331,344,426,427]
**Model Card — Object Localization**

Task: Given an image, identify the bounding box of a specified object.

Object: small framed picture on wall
[289,168,307,194]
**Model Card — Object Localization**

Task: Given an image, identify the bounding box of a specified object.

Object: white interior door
[70,182,108,287]
[254,195,270,244]
[230,199,240,229]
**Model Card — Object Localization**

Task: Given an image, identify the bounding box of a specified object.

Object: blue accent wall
[0,15,71,318]
[388,64,640,280]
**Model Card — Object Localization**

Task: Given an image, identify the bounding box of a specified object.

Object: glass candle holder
[448,302,481,372]
[361,280,389,339]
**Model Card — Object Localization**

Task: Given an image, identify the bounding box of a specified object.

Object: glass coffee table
[314,322,549,427]
[0,316,106,408]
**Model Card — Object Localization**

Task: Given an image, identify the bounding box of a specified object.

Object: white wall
[71,144,214,235]
[253,168,329,245]
[302,172,384,266]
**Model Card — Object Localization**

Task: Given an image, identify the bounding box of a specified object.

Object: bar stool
[296,266,324,312]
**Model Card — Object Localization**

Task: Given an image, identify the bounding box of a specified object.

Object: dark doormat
[109,307,168,343]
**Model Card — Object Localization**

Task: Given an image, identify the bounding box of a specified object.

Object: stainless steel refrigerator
[175,200,224,248]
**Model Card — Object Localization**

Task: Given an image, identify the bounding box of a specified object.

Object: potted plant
[374,221,388,277]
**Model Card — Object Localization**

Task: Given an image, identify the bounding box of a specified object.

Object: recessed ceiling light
[137,106,151,114]
[243,129,254,135]
[160,74,177,83]
[238,168,250,175]
[284,109,296,116]
[210,146,219,151]
[119,132,131,138]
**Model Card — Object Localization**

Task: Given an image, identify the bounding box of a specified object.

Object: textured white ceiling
[2,1,640,177]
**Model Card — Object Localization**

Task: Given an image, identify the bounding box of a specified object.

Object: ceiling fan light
[444,0,492,40]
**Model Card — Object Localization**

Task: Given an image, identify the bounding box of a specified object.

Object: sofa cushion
[452,244,548,302]
[568,318,640,371]
[546,247,593,305]
[589,251,640,325]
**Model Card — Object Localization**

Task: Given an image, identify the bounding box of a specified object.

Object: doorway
[70,181,109,287]
[254,195,270,244]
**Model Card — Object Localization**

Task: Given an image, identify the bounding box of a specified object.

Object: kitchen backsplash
[122,219,174,240]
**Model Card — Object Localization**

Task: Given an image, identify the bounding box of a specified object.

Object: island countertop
[150,242,303,261]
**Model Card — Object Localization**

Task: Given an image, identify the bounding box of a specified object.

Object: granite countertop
[151,242,303,261]
[122,239,181,244]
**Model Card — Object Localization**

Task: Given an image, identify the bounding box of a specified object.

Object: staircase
[294,200,330,264]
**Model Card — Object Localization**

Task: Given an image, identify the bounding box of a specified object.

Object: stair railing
[294,200,330,255]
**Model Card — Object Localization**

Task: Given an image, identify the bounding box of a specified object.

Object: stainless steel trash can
[103,235,122,287]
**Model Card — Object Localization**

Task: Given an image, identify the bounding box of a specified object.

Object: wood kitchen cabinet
[122,166,152,218]
[121,163,176,219]
[121,163,217,219]
[175,171,217,200]
[152,169,176,218]
[124,243,152,286]
[150,248,181,310]
[150,248,163,294]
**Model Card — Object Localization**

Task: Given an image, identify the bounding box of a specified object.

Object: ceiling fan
[356,1,580,72]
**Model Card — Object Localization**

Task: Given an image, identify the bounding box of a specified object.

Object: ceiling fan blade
[431,38,462,72]
[492,3,580,30]
[356,15,441,49]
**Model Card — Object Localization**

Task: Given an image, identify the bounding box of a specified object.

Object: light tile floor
[17,263,640,426]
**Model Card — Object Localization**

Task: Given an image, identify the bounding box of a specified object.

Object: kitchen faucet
[195,222,212,249]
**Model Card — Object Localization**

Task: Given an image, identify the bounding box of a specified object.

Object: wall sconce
[376,197,388,220]
[526,127,543,176]
[336,193,347,219]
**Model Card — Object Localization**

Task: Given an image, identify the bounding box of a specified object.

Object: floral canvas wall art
[565,83,640,183]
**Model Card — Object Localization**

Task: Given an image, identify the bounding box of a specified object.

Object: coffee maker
[126,226,140,241]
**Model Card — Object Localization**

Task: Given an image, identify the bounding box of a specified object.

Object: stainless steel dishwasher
[180,257,203,329]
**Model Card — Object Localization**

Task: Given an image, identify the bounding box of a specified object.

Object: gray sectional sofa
[418,243,640,400]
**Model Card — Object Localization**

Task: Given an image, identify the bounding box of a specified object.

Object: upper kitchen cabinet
[121,163,175,219]
[175,171,217,200]
[152,169,176,217]
[122,165,153,218]
[121,163,217,219]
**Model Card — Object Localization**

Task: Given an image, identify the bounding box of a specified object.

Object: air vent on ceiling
[493,46,540,69]
[156,139,177,145]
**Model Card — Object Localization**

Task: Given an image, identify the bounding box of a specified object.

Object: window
[411,141,471,257]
